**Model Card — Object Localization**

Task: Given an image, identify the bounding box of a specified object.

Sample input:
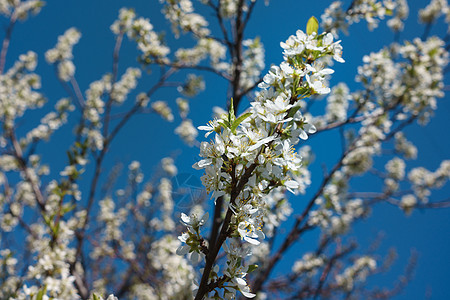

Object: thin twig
[0,11,17,74]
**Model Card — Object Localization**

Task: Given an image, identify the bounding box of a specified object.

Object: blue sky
[4,0,450,298]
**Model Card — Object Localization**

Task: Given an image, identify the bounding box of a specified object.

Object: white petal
[244,236,260,245]
[323,33,333,45]
[285,180,299,189]
[240,288,256,298]
[198,125,212,131]
[248,136,275,152]
[235,277,247,286]
[181,213,190,224]
[176,245,189,256]
[299,130,308,140]
[304,123,316,134]
[190,251,201,264]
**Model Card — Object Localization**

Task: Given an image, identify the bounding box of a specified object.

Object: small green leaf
[228,98,235,124]
[93,294,100,300]
[218,121,229,129]
[36,286,47,300]
[231,112,252,133]
[306,16,319,35]
[62,203,76,214]
[247,264,259,273]
[287,105,301,119]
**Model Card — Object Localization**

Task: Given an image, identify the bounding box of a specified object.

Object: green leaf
[287,105,301,119]
[247,264,259,273]
[218,121,229,129]
[306,16,319,35]
[228,98,235,125]
[231,112,252,133]
[93,294,100,300]
[36,286,47,300]
[66,150,74,164]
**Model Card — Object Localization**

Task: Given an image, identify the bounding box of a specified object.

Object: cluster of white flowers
[110,68,141,104]
[343,125,386,175]
[312,36,448,219]
[160,0,210,38]
[149,235,196,298]
[177,25,344,298]
[321,1,350,36]
[387,0,409,31]
[161,157,178,176]
[178,74,205,97]
[394,132,417,159]
[408,160,450,202]
[84,74,109,126]
[240,38,265,90]
[176,212,209,263]
[419,0,449,23]
[350,35,448,163]
[325,82,350,123]
[335,256,377,291]
[222,243,257,298]
[91,197,128,259]
[384,157,406,192]
[25,98,75,143]
[398,37,448,125]
[400,194,417,215]
[151,100,174,122]
[292,252,325,276]
[321,0,409,37]
[79,57,142,151]
[0,0,43,19]
[45,28,81,82]
[175,118,198,146]
[156,178,175,231]
[175,38,228,70]
[215,0,266,19]
[309,187,367,235]
[18,220,79,299]
[261,188,293,237]
[0,51,45,129]
[176,97,189,118]
[0,249,19,297]
[111,8,170,64]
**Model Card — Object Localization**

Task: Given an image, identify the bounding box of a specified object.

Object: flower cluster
[324,82,350,123]
[160,0,210,38]
[321,0,409,37]
[177,24,344,298]
[419,0,449,23]
[240,38,265,90]
[25,98,75,143]
[0,0,43,19]
[356,36,448,126]
[408,160,450,203]
[175,119,198,146]
[292,252,325,277]
[0,51,45,130]
[111,8,170,64]
[46,27,81,82]
[175,37,227,70]
[335,256,377,291]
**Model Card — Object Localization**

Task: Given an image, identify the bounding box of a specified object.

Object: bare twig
[0,11,17,74]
